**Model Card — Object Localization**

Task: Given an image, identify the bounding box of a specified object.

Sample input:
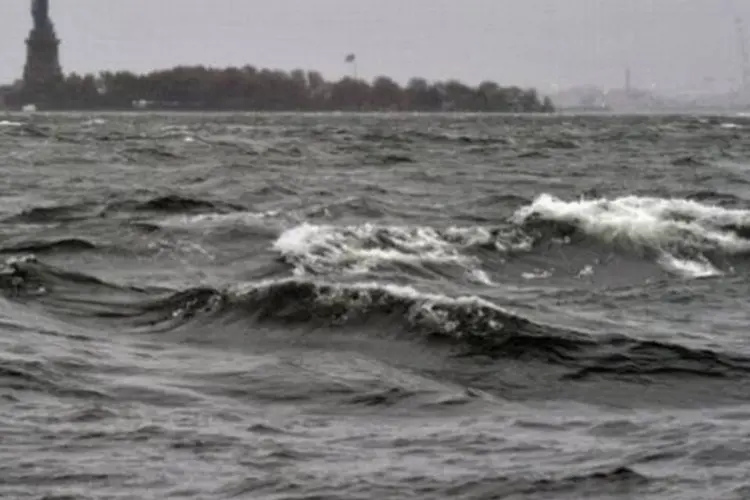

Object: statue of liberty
[32,0,50,28]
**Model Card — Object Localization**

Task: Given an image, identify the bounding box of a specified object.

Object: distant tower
[22,0,63,102]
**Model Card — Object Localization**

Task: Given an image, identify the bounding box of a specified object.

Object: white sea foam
[272,222,505,276]
[513,193,748,277]
[657,253,721,279]
[157,210,280,229]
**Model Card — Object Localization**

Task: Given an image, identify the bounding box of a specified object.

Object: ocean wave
[272,222,527,280]
[3,202,99,224]
[226,278,750,380]
[3,257,748,382]
[0,238,98,255]
[269,212,705,285]
[126,194,245,214]
[3,194,247,226]
[9,192,744,286]
[119,145,183,161]
[512,193,750,277]
[445,466,649,499]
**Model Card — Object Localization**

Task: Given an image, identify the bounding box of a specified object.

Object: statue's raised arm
[32,0,49,27]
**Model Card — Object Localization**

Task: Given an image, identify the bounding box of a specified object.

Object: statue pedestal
[22,11,63,104]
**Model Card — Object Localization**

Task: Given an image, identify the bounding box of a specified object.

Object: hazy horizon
[2,0,750,94]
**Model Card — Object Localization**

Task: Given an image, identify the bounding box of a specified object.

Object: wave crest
[273,222,528,281]
[3,257,749,382]
[512,193,750,277]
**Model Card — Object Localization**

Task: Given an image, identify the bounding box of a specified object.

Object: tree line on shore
[4,65,555,112]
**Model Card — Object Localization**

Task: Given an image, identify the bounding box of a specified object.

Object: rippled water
[1,112,750,499]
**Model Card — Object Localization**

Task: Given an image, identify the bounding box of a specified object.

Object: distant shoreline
[1,64,555,114]
[1,107,560,114]
[0,102,555,114]
[3,108,747,117]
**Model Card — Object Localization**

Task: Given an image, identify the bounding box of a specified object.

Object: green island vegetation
[2,65,554,112]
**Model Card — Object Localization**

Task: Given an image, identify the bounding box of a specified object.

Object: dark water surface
[1,112,750,499]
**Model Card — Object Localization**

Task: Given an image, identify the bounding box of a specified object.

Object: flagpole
[345,54,357,79]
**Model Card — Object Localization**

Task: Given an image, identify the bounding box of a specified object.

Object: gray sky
[2,0,750,93]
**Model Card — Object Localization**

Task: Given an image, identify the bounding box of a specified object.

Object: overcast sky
[1,0,749,93]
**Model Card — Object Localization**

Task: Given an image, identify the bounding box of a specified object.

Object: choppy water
[2,112,750,499]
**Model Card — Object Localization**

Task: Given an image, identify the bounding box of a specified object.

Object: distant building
[22,0,63,105]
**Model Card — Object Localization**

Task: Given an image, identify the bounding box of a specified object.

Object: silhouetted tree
[3,64,554,112]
